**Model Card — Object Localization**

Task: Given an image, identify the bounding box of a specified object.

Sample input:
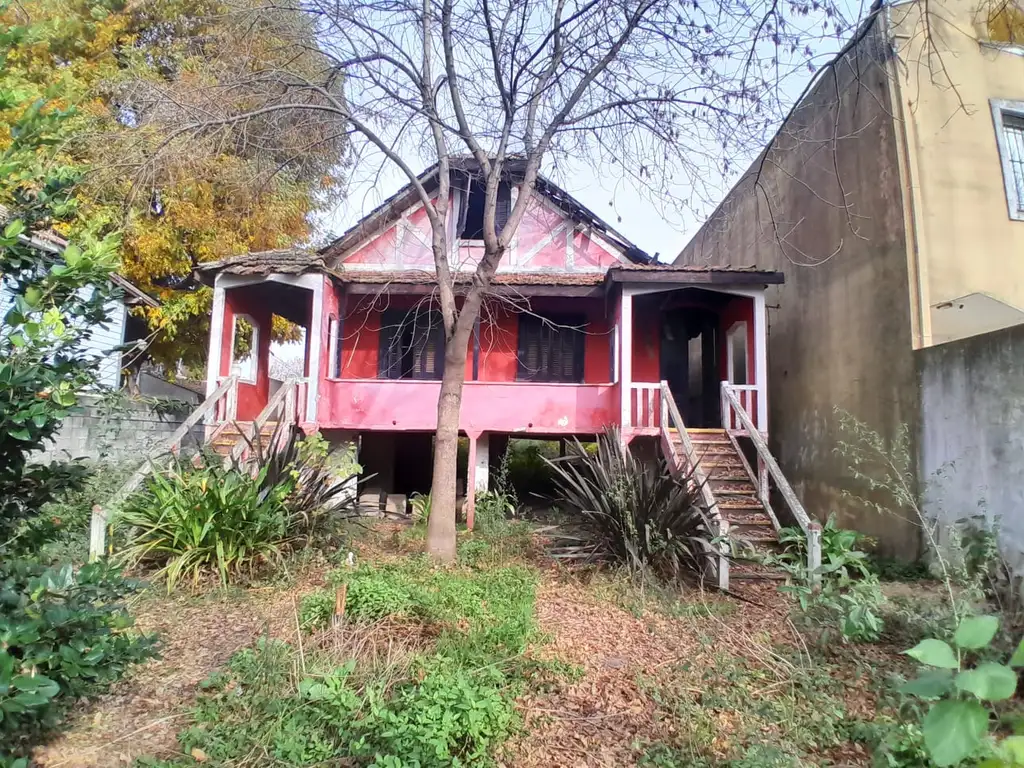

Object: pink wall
[317,379,616,435]
[219,287,272,421]
[337,295,614,384]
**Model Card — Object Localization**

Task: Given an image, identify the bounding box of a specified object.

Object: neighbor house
[0,204,160,389]
[675,0,1024,561]
[174,158,809,585]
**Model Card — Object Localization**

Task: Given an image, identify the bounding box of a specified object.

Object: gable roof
[321,157,653,265]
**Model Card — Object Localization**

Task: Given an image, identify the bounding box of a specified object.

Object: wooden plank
[607,270,785,285]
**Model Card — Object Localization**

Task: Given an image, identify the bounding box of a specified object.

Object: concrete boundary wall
[36,395,203,464]
[918,323,1024,570]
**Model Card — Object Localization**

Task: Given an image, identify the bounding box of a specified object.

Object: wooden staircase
[655,380,821,589]
[210,421,279,457]
[681,429,784,581]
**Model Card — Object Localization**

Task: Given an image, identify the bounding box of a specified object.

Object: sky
[318,0,869,263]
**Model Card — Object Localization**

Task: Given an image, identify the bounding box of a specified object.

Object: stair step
[717,497,765,510]
[730,564,788,582]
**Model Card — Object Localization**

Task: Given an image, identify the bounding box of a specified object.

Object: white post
[752,291,769,432]
[306,278,325,422]
[205,283,226,397]
[619,289,633,430]
[89,505,107,562]
[474,433,490,492]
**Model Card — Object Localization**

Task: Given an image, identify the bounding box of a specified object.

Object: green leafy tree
[0,12,119,547]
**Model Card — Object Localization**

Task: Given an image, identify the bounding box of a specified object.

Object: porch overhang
[606,265,785,286]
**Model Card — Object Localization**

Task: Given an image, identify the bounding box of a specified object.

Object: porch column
[306,276,325,422]
[205,282,226,396]
[465,432,480,530]
[619,289,633,432]
[753,291,769,431]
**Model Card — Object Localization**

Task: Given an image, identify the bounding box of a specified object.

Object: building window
[457,179,511,240]
[992,99,1024,221]
[516,314,585,383]
[378,308,445,380]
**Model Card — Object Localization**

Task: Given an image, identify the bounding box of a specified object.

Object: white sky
[318,0,867,263]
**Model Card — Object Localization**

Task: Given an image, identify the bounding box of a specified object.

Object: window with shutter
[459,180,511,239]
[378,308,444,380]
[516,314,585,383]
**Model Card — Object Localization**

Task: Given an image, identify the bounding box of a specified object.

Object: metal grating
[1005,113,1024,213]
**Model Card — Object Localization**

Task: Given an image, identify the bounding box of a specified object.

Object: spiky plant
[544,427,715,581]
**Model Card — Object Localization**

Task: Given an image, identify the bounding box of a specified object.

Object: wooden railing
[88,375,240,561]
[720,382,821,587]
[630,382,662,429]
[659,380,730,590]
[721,383,758,431]
[227,377,308,464]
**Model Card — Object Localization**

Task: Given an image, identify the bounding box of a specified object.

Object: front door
[660,308,720,428]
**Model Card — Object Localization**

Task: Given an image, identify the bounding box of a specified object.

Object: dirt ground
[33,570,331,768]
[34,532,883,768]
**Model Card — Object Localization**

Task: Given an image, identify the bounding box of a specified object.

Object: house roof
[331,268,606,287]
[320,157,653,265]
[607,264,785,285]
[0,204,161,308]
[195,248,325,283]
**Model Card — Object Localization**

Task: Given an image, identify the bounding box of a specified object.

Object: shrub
[545,427,714,581]
[900,614,1024,766]
[0,559,156,760]
[117,462,294,590]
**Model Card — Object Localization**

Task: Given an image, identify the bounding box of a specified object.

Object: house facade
[675,0,1024,561]
[194,163,799,575]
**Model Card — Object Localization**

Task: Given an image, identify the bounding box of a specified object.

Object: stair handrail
[720,382,822,587]
[659,381,730,590]
[88,375,240,561]
[227,376,307,464]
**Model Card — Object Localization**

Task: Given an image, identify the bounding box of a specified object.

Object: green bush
[545,427,713,580]
[117,462,294,591]
[900,614,1024,766]
[0,559,156,761]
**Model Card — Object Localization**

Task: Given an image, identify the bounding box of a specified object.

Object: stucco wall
[676,22,922,556]
[918,324,1024,569]
[890,0,1024,346]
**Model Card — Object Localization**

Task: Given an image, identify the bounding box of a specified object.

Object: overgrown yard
[29,521,971,768]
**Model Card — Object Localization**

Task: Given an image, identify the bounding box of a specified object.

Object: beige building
[676,0,1024,559]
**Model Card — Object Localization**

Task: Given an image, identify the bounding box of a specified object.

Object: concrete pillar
[619,289,634,437]
[474,433,490,493]
[465,434,479,529]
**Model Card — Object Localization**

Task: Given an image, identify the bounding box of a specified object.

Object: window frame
[230,313,259,384]
[327,315,341,379]
[991,98,1024,222]
[516,313,586,384]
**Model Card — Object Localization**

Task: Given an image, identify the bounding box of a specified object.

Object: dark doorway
[660,308,720,428]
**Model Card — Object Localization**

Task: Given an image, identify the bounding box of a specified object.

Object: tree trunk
[425,303,479,561]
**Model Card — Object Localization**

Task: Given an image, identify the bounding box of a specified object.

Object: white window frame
[990,98,1024,222]
[230,313,259,383]
[327,315,341,379]
[726,321,749,385]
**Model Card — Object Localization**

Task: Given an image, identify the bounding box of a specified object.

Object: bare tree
[139,0,859,560]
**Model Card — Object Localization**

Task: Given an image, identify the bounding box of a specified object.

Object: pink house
[195,161,812,583]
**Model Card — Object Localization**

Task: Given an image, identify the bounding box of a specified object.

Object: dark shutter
[411,311,445,380]
[495,183,511,235]
[517,314,585,383]
[378,309,405,379]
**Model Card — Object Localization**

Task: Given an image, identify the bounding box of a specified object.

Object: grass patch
[145,530,563,767]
